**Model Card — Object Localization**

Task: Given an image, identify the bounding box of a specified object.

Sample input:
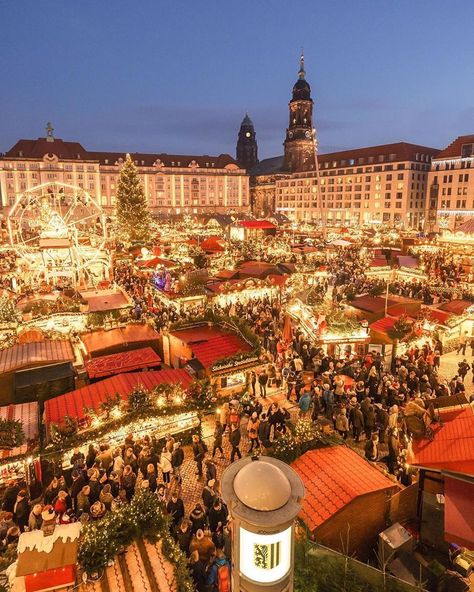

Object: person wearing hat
[364,432,380,462]
[202,480,216,511]
[41,507,56,536]
[90,501,106,520]
[53,490,69,518]
[189,503,207,535]
[28,504,43,531]
[5,526,20,546]
[189,528,216,564]
[335,407,349,440]
[99,484,114,510]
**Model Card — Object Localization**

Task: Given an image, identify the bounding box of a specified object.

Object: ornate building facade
[425,135,474,231]
[0,124,249,215]
[249,57,440,228]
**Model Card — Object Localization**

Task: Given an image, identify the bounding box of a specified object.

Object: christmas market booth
[8,520,81,592]
[287,300,370,359]
[347,295,423,324]
[0,340,77,405]
[292,445,400,560]
[44,369,212,475]
[163,317,261,396]
[406,404,474,578]
[205,275,287,307]
[80,323,161,358]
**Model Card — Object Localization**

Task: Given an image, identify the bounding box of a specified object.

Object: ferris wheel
[7,182,109,287]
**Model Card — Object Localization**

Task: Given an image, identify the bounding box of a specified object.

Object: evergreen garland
[115,154,152,244]
[0,418,25,449]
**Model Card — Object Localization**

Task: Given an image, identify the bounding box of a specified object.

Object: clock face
[288,131,293,139]
[305,130,311,138]
[245,132,251,138]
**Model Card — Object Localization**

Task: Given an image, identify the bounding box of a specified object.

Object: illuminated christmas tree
[115,154,152,244]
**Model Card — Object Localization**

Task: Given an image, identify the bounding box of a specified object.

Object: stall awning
[44,369,193,427]
[444,476,474,549]
[85,347,161,379]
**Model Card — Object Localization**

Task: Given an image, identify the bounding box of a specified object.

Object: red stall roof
[44,369,193,427]
[369,316,398,334]
[292,446,399,532]
[239,220,276,230]
[444,476,474,549]
[171,325,252,370]
[408,406,474,476]
[85,347,161,379]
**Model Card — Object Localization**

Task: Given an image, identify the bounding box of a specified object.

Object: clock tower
[236,113,258,171]
[283,54,314,173]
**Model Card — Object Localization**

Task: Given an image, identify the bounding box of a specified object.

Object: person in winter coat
[247,412,260,453]
[13,490,30,532]
[258,369,269,398]
[171,441,184,485]
[53,490,69,518]
[230,426,242,462]
[192,435,207,479]
[87,470,101,505]
[1,481,19,513]
[99,484,114,510]
[364,432,379,462]
[208,499,228,533]
[202,480,217,511]
[145,464,157,493]
[205,459,217,484]
[335,408,349,439]
[207,547,231,592]
[349,401,364,442]
[159,447,173,485]
[76,485,91,515]
[268,403,286,439]
[189,550,207,592]
[166,492,185,528]
[388,427,400,474]
[190,529,216,564]
[375,404,389,444]
[212,421,224,458]
[219,403,230,433]
[298,390,312,418]
[175,519,192,555]
[364,405,376,440]
[189,503,207,534]
[258,413,272,452]
[122,465,137,501]
[27,504,43,531]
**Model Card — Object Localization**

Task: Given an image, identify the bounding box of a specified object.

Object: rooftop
[0,340,74,375]
[292,446,399,531]
[407,405,474,476]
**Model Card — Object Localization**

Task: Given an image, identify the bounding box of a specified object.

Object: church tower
[283,53,314,172]
[236,114,258,171]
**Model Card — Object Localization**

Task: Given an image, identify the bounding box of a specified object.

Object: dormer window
[105,159,109,164]
[461,144,473,158]
[19,151,23,157]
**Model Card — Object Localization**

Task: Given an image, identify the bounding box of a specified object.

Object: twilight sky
[1,0,473,160]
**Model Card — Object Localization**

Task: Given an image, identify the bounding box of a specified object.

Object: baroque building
[249,56,440,228]
[0,124,249,215]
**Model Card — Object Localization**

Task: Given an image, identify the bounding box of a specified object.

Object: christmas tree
[115,154,152,244]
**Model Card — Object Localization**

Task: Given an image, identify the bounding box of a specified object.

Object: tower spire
[45,122,54,142]
[298,50,305,80]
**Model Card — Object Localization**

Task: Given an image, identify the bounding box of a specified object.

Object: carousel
[7,182,109,289]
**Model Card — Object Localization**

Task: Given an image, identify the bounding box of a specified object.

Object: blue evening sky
[1,0,473,159]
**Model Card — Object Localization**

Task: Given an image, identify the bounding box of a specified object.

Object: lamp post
[312,127,326,242]
[221,456,304,592]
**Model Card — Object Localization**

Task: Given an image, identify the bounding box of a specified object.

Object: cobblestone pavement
[168,384,293,514]
[163,353,473,515]
[439,350,474,395]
